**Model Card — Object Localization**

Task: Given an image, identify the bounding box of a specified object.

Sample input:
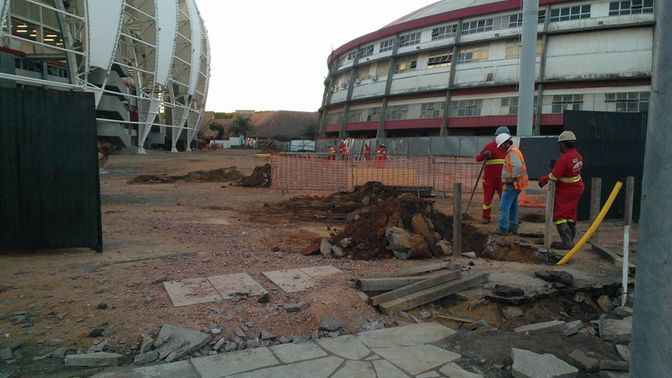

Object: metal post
[589,178,602,243]
[544,181,556,249]
[453,183,462,255]
[631,0,672,375]
[516,0,539,136]
[622,176,634,307]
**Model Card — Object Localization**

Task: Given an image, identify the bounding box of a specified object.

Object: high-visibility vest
[504,146,529,190]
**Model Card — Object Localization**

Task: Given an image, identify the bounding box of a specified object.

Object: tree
[302,122,318,140]
[208,123,225,139]
[229,116,253,137]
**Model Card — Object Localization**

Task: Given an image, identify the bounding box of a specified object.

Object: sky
[195,0,438,113]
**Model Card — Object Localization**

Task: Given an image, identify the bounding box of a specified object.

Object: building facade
[0,0,210,151]
[320,0,654,138]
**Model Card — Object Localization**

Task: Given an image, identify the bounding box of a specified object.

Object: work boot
[551,223,574,250]
[509,224,519,235]
[568,222,576,242]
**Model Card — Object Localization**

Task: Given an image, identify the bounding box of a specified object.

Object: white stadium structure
[0,0,210,152]
[319,0,654,138]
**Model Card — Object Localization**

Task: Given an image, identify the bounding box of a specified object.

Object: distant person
[475,126,509,224]
[375,144,388,161]
[327,145,337,161]
[339,141,350,160]
[538,131,584,249]
[496,133,528,235]
[364,143,371,161]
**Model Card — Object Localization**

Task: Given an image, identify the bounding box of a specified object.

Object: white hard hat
[558,131,577,142]
[496,133,512,148]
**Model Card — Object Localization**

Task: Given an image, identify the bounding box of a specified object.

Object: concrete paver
[207,273,267,299]
[163,278,222,307]
[372,360,412,377]
[133,361,200,378]
[269,341,327,364]
[191,347,278,377]
[262,269,316,293]
[439,362,484,378]
[372,345,461,375]
[229,356,343,378]
[331,360,376,378]
[316,334,371,360]
[357,322,457,348]
[299,266,342,280]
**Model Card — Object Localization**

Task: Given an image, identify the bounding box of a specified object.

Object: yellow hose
[556,181,623,265]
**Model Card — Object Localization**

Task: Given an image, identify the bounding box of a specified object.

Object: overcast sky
[196,0,437,112]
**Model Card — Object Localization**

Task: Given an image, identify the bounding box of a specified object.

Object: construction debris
[514,320,567,334]
[129,167,244,184]
[599,317,632,342]
[240,164,272,187]
[511,348,578,378]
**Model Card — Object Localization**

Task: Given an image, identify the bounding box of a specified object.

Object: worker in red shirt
[338,141,350,160]
[327,145,336,161]
[363,143,371,161]
[475,126,509,223]
[375,144,388,161]
[538,131,585,249]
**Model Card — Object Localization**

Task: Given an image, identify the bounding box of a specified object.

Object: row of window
[326,92,649,124]
[609,0,654,16]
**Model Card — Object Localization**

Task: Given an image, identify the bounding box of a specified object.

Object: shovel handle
[464,161,486,215]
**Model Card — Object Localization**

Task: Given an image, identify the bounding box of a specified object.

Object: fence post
[590,178,602,243]
[622,176,635,306]
[453,183,462,255]
[544,181,556,249]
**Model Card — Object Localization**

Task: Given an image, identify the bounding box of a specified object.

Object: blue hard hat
[495,126,510,136]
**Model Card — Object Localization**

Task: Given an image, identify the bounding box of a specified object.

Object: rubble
[129,167,245,184]
[599,317,632,342]
[503,306,525,320]
[134,351,159,365]
[319,317,345,332]
[64,352,123,367]
[512,348,578,378]
[597,295,614,312]
[613,306,633,318]
[140,335,154,353]
[514,320,567,334]
[494,284,524,297]
[153,324,211,361]
[615,345,630,362]
[240,164,272,187]
[600,360,629,371]
[568,350,599,373]
[563,320,584,337]
[284,301,310,313]
[534,271,575,287]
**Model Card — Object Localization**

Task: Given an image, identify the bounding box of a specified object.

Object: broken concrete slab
[283,301,310,313]
[599,317,632,342]
[563,320,585,337]
[597,295,614,312]
[462,252,477,259]
[229,355,343,378]
[163,278,222,307]
[534,271,574,287]
[64,352,123,367]
[613,306,633,318]
[600,360,629,371]
[372,359,411,378]
[299,266,342,280]
[207,273,267,299]
[269,341,327,364]
[512,348,578,378]
[372,345,460,375]
[615,344,630,363]
[191,347,279,377]
[514,320,567,334]
[140,335,153,353]
[439,362,485,378]
[316,335,370,360]
[494,284,525,297]
[132,360,200,378]
[320,239,332,257]
[0,348,13,361]
[503,306,525,320]
[357,322,456,348]
[319,317,345,332]
[153,324,211,361]
[568,350,599,373]
[263,269,317,293]
[134,351,159,365]
[332,360,376,378]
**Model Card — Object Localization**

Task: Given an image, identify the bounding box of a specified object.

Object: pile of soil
[128,167,244,184]
[240,164,272,187]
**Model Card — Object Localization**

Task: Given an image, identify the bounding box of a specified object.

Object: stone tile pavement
[92,323,483,378]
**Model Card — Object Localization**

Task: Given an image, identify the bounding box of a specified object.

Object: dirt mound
[241,164,272,187]
[128,167,244,184]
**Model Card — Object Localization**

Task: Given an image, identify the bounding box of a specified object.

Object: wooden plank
[453,183,462,255]
[371,270,462,306]
[434,314,478,324]
[378,273,488,314]
[363,261,453,279]
[357,274,442,292]
[544,181,556,249]
[592,244,636,274]
[590,178,602,243]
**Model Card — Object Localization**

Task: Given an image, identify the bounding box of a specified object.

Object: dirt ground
[0,149,636,377]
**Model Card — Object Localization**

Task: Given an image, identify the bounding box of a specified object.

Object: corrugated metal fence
[0,88,102,251]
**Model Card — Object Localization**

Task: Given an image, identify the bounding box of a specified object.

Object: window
[457,45,489,63]
[358,44,374,59]
[325,111,343,125]
[385,105,409,121]
[427,53,452,68]
[507,11,548,27]
[461,18,494,35]
[431,24,457,40]
[505,40,544,59]
[449,100,482,117]
[347,109,363,123]
[398,32,421,47]
[339,51,356,66]
[609,0,654,16]
[15,58,42,73]
[550,5,591,22]
[394,57,417,74]
[47,64,68,78]
[551,95,584,113]
[367,107,382,121]
[500,97,519,115]
[605,92,650,112]
[379,38,395,53]
[420,102,445,118]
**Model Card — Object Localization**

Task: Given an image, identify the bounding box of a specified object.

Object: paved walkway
[93,323,483,378]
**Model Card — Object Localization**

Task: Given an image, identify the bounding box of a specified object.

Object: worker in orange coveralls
[538,131,585,250]
[338,141,350,160]
[363,143,371,161]
[327,145,337,161]
[475,126,509,224]
[375,144,388,161]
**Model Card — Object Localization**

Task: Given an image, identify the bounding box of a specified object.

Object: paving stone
[514,320,567,334]
[332,360,376,378]
[319,317,345,332]
[439,363,484,378]
[153,324,211,361]
[512,348,578,378]
[316,334,371,360]
[615,344,630,363]
[415,371,440,378]
[140,335,154,353]
[568,350,599,373]
[64,352,123,367]
[599,317,632,342]
[191,347,279,377]
[269,341,327,363]
[207,273,267,299]
[132,360,199,377]
[283,302,310,313]
[365,355,380,361]
[357,322,456,348]
[230,355,343,378]
[133,351,159,365]
[163,278,222,307]
[563,320,584,337]
[613,307,634,318]
[372,345,460,375]
[600,360,629,371]
[263,269,317,293]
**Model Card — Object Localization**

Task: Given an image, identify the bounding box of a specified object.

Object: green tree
[208,123,225,139]
[229,116,253,137]
[302,122,318,139]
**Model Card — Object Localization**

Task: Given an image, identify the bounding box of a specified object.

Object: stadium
[0,0,210,152]
[319,0,654,138]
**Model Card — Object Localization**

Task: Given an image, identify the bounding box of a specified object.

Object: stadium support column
[516,0,539,136]
[339,50,361,139]
[377,35,400,140]
[441,20,462,137]
[319,65,336,138]
[534,5,551,135]
[631,0,672,376]
[53,0,79,86]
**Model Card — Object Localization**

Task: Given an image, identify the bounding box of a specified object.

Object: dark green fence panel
[0,88,102,251]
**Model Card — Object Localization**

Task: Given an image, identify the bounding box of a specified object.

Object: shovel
[463,161,485,221]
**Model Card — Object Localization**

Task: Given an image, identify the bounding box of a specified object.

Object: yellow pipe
[556,181,623,265]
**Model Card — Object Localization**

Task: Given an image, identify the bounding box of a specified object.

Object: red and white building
[319,0,654,138]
